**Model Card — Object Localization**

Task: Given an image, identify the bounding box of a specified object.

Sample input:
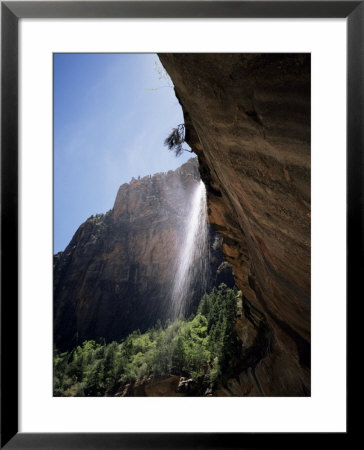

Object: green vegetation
[164,123,193,157]
[54,284,241,396]
[146,60,174,91]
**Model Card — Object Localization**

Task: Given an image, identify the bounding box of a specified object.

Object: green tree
[53,284,240,396]
[164,124,193,157]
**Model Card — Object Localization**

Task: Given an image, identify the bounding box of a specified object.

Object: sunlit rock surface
[54,159,234,351]
[159,53,311,396]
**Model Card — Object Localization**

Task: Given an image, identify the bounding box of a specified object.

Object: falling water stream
[170,180,209,319]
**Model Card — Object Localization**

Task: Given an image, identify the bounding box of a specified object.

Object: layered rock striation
[159,54,311,396]
[54,158,234,351]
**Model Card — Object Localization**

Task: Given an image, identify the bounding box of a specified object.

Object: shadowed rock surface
[54,159,234,351]
[159,53,311,396]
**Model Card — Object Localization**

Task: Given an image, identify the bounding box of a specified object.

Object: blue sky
[54,53,191,253]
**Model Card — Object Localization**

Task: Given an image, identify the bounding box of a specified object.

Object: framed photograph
[1,1,355,448]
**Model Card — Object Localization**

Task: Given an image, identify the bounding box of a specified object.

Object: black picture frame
[1,1,357,448]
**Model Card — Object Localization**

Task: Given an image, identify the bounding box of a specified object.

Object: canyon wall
[159,54,311,396]
[54,158,234,351]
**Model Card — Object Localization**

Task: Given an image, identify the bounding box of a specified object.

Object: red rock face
[159,54,311,396]
[54,158,234,351]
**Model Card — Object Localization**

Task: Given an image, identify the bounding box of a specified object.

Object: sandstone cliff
[159,54,311,396]
[54,158,234,351]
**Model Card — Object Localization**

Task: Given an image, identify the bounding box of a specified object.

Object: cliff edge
[159,53,311,396]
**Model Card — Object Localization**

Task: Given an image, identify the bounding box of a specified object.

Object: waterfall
[170,180,209,319]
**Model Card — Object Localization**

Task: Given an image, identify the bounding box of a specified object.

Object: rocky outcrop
[54,158,233,351]
[112,375,211,397]
[159,54,311,396]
